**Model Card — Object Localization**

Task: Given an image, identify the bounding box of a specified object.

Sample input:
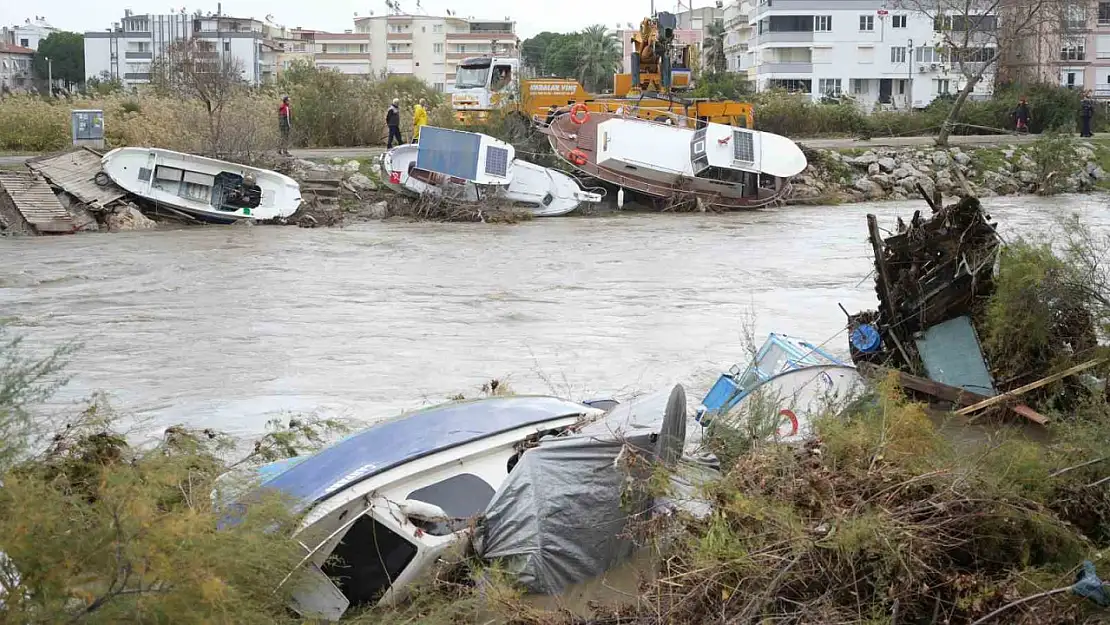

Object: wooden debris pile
[848,195,1002,371]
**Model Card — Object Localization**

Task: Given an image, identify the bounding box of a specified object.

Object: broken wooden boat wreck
[535,107,807,209]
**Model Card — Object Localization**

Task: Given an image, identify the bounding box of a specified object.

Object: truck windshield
[455,65,490,89]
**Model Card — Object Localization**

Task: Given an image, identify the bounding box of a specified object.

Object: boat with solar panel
[535,107,808,210]
[379,126,603,217]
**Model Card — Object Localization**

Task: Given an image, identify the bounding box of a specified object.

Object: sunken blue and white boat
[380,126,602,217]
[98,147,302,224]
[697,333,864,444]
[222,396,610,621]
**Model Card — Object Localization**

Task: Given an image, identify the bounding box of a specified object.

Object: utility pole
[45,56,52,96]
[907,38,913,110]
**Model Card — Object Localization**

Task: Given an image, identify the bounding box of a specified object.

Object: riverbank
[791,134,1110,204]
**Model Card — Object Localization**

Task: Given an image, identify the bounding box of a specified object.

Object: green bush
[279,63,446,147]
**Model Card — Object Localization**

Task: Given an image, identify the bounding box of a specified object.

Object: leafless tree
[150,38,246,154]
[890,0,1067,146]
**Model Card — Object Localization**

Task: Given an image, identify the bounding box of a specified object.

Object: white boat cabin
[594,120,807,185]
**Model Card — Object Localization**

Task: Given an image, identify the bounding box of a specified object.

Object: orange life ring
[568,149,588,166]
[777,408,800,439]
[570,103,590,125]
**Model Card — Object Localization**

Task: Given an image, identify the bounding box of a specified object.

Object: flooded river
[1,194,1107,438]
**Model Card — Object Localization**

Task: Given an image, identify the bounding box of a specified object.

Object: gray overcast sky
[2,0,718,41]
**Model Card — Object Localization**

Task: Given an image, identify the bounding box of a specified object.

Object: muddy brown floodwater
[1,195,1107,438]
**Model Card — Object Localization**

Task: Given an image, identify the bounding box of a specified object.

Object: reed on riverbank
[0,76,1098,155]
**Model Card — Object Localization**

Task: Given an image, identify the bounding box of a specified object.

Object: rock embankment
[791,139,1107,204]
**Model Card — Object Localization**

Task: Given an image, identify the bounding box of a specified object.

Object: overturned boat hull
[100,147,302,223]
[537,110,806,210]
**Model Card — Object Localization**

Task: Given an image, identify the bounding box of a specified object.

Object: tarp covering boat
[477,385,712,594]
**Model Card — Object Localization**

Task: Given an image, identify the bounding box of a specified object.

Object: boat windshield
[321,514,418,610]
[455,64,491,89]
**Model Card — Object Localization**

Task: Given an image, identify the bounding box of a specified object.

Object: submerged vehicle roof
[258,396,592,510]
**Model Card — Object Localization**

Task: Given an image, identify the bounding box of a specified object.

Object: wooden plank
[859,363,1049,425]
[867,213,915,370]
[956,358,1107,416]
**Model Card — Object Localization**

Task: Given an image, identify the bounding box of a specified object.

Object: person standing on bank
[1081,91,1096,138]
[386,98,403,148]
[278,95,293,156]
[412,98,428,143]
[1013,97,1031,133]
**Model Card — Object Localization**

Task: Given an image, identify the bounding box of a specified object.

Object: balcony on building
[757,47,813,74]
[753,15,815,44]
[1100,1,1110,27]
[468,21,514,35]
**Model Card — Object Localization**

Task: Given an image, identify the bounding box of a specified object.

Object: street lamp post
[45,56,53,97]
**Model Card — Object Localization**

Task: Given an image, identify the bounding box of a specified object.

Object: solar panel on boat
[485,146,510,178]
[733,130,755,163]
[415,126,481,181]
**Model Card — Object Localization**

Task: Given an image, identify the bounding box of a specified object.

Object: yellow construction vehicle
[451,12,753,130]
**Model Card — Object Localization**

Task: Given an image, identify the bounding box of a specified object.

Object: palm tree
[702,20,727,75]
[575,25,622,93]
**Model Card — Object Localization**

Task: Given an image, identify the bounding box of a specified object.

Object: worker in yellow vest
[412,98,428,143]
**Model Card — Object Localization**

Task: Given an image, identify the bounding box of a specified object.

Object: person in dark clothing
[278,96,292,156]
[386,98,403,148]
[1081,91,1096,138]
[1013,97,1031,133]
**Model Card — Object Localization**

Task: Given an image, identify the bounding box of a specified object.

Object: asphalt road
[1,132,1098,167]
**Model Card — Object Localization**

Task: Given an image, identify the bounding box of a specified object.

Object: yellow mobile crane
[452,11,752,129]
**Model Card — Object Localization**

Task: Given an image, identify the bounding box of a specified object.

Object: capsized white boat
[380,127,602,217]
[98,147,302,223]
[217,396,614,620]
[539,109,808,210]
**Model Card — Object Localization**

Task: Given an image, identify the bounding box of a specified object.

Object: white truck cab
[451,56,519,114]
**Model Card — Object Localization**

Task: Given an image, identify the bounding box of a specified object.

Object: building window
[860,15,874,31]
[890,46,906,63]
[915,46,947,63]
[1063,3,1088,30]
[19,38,29,48]
[815,16,832,32]
[892,14,907,28]
[433,24,443,33]
[935,79,951,95]
[389,44,402,53]
[223,41,231,52]
[851,78,870,95]
[1101,2,1110,24]
[360,44,368,53]
[434,82,445,92]
[1061,41,1086,61]
[433,43,444,54]
[818,78,842,97]
[898,80,907,94]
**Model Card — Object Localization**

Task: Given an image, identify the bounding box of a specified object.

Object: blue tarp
[256,396,591,512]
[416,127,481,180]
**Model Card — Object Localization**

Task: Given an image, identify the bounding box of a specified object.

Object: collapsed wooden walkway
[0,171,75,234]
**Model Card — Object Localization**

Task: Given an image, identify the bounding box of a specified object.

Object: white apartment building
[355,14,517,92]
[4,17,57,50]
[84,11,267,88]
[723,0,754,72]
[748,0,993,109]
